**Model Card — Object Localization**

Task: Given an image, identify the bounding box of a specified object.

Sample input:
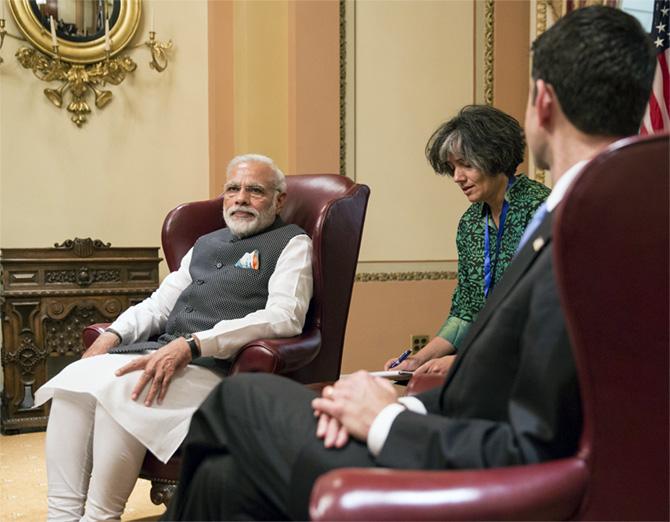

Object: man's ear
[534,79,555,128]
[275,192,287,214]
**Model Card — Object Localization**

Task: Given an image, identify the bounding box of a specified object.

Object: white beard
[224,202,278,238]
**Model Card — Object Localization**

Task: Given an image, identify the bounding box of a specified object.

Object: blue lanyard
[483,178,513,298]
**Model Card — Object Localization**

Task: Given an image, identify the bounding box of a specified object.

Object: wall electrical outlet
[410,335,430,353]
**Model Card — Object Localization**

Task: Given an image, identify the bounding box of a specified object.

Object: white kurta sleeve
[196,234,313,358]
[109,249,194,344]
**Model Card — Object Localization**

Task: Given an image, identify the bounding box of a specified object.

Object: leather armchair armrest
[405,373,447,396]
[82,323,112,349]
[230,327,321,375]
[82,323,321,377]
[310,458,587,521]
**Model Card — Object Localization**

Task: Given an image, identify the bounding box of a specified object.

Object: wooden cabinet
[0,238,160,433]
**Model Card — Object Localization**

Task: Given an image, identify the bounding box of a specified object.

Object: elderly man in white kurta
[35,154,313,522]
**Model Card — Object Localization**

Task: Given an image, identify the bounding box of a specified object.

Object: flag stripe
[660,49,669,114]
[649,91,663,130]
[640,0,670,135]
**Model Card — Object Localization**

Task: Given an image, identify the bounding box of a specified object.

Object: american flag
[640,0,670,134]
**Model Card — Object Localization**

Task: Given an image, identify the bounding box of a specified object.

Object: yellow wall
[340,0,476,369]
[288,0,341,175]
[354,0,474,266]
[208,0,234,197]
[0,1,210,266]
[342,278,458,373]
[233,0,289,171]
[207,0,341,193]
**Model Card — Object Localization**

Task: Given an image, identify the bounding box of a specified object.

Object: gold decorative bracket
[15,45,139,126]
[8,35,172,127]
[0,17,25,64]
[144,30,172,72]
[0,19,6,64]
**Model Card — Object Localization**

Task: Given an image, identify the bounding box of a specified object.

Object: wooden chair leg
[149,479,178,507]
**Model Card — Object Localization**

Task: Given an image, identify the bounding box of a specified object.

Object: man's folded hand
[311,371,399,444]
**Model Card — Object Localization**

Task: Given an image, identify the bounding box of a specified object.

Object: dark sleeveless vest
[110,217,305,357]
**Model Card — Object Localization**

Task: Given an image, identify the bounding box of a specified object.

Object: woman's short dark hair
[425,105,525,177]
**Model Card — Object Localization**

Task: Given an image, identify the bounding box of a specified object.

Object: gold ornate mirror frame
[8,0,140,63]
[0,0,172,127]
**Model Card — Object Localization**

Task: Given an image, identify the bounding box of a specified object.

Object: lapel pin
[532,237,545,252]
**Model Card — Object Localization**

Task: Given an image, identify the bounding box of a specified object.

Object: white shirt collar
[546,160,589,212]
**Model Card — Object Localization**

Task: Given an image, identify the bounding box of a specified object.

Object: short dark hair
[531,5,655,137]
[425,105,525,177]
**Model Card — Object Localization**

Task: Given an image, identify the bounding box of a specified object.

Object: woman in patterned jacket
[385,105,550,374]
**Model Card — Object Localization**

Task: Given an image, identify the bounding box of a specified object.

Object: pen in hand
[389,349,412,369]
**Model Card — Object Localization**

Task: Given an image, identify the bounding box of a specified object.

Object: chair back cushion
[161,174,370,382]
[162,198,224,272]
[553,133,669,520]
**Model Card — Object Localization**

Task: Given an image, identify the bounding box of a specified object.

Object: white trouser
[46,390,147,522]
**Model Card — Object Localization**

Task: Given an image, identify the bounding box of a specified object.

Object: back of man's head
[531,5,655,137]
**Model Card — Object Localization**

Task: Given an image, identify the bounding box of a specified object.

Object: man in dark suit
[163,6,656,521]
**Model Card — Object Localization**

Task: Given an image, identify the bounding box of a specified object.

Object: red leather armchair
[310,134,670,521]
[83,174,370,504]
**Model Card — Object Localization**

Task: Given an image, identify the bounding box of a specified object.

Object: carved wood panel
[1,240,160,433]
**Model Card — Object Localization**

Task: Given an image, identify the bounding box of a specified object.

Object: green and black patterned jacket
[437,174,550,349]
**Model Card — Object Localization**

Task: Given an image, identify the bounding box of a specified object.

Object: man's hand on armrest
[81,331,121,359]
[115,336,194,407]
